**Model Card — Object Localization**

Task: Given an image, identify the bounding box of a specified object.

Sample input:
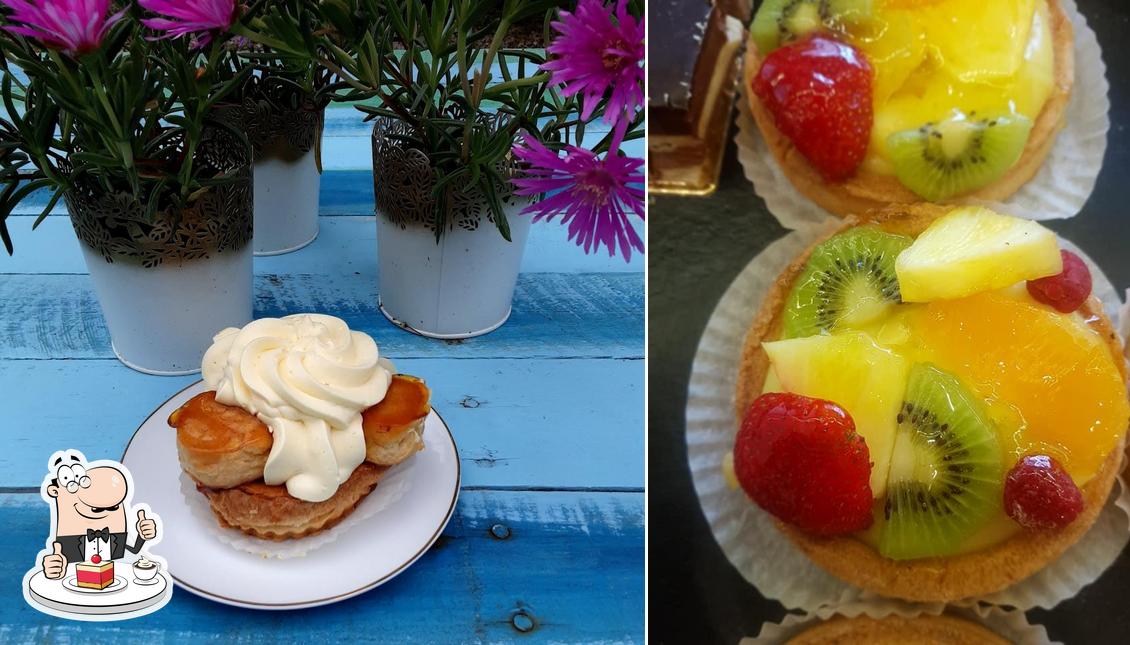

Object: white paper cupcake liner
[1117,292,1130,349]
[686,226,1130,612]
[735,0,1110,228]
[179,467,411,559]
[742,606,1056,645]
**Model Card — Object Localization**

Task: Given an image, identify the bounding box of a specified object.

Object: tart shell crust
[786,614,1009,645]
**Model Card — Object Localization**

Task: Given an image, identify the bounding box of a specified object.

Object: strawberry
[733,392,873,536]
[752,35,873,182]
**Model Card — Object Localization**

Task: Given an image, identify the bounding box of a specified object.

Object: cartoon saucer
[27,562,169,617]
[62,575,127,594]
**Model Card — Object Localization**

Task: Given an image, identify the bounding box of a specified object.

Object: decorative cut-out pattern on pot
[239,75,327,164]
[371,115,520,233]
[64,123,253,268]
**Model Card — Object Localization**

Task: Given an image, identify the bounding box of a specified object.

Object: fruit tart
[168,314,430,540]
[728,205,1129,601]
[743,0,1073,216]
[785,614,1008,644]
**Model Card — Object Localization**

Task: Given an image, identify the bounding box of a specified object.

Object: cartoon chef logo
[22,450,173,621]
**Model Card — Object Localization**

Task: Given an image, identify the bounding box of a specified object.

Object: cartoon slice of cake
[75,557,114,590]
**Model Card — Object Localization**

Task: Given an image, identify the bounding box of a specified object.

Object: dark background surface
[648,1,1130,641]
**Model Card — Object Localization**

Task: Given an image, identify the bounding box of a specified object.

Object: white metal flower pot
[253,149,321,255]
[227,76,325,256]
[368,114,531,338]
[371,116,533,339]
[65,136,254,375]
[82,245,253,375]
[376,211,531,339]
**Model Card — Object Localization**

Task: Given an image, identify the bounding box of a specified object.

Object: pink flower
[0,0,124,56]
[512,129,644,262]
[542,0,644,126]
[138,0,236,47]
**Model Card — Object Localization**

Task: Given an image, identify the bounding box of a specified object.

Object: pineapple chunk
[896,207,1062,302]
[854,8,925,106]
[762,332,910,498]
[761,365,782,394]
[915,0,1036,83]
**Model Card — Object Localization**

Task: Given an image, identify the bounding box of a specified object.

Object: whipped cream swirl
[202,314,392,502]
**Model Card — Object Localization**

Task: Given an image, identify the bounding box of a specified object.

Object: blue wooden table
[0,106,645,642]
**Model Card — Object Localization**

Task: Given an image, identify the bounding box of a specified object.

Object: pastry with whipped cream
[168,314,430,540]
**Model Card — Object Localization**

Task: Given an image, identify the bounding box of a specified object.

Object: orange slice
[904,291,1129,484]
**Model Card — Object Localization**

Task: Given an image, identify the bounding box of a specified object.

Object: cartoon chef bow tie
[86,527,110,542]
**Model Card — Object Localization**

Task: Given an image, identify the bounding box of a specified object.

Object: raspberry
[733,392,873,536]
[1026,250,1092,313]
[752,35,872,182]
[1003,455,1083,530]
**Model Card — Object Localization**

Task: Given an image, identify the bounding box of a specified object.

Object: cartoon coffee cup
[133,556,159,581]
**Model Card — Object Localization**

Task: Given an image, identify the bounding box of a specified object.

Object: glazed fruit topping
[878,363,1002,560]
[761,332,909,498]
[781,227,912,339]
[1027,250,1093,314]
[750,0,873,56]
[886,111,1033,202]
[1004,455,1084,530]
[753,35,873,182]
[895,206,1061,303]
[906,290,1129,485]
[734,392,873,535]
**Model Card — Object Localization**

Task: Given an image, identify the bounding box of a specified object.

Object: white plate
[121,381,460,610]
[62,575,126,594]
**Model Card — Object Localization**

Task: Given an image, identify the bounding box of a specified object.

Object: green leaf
[33,188,64,229]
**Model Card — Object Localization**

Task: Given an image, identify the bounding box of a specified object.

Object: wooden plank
[0,490,643,643]
[0,357,643,489]
[247,216,640,274]
[0,271,642,360]
[0,215,643,275]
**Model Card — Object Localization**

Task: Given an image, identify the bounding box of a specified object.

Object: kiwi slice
[781,227,912,339]
[878,364,1003,561]
[887,111,1034,202]
[751,0,873,55]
